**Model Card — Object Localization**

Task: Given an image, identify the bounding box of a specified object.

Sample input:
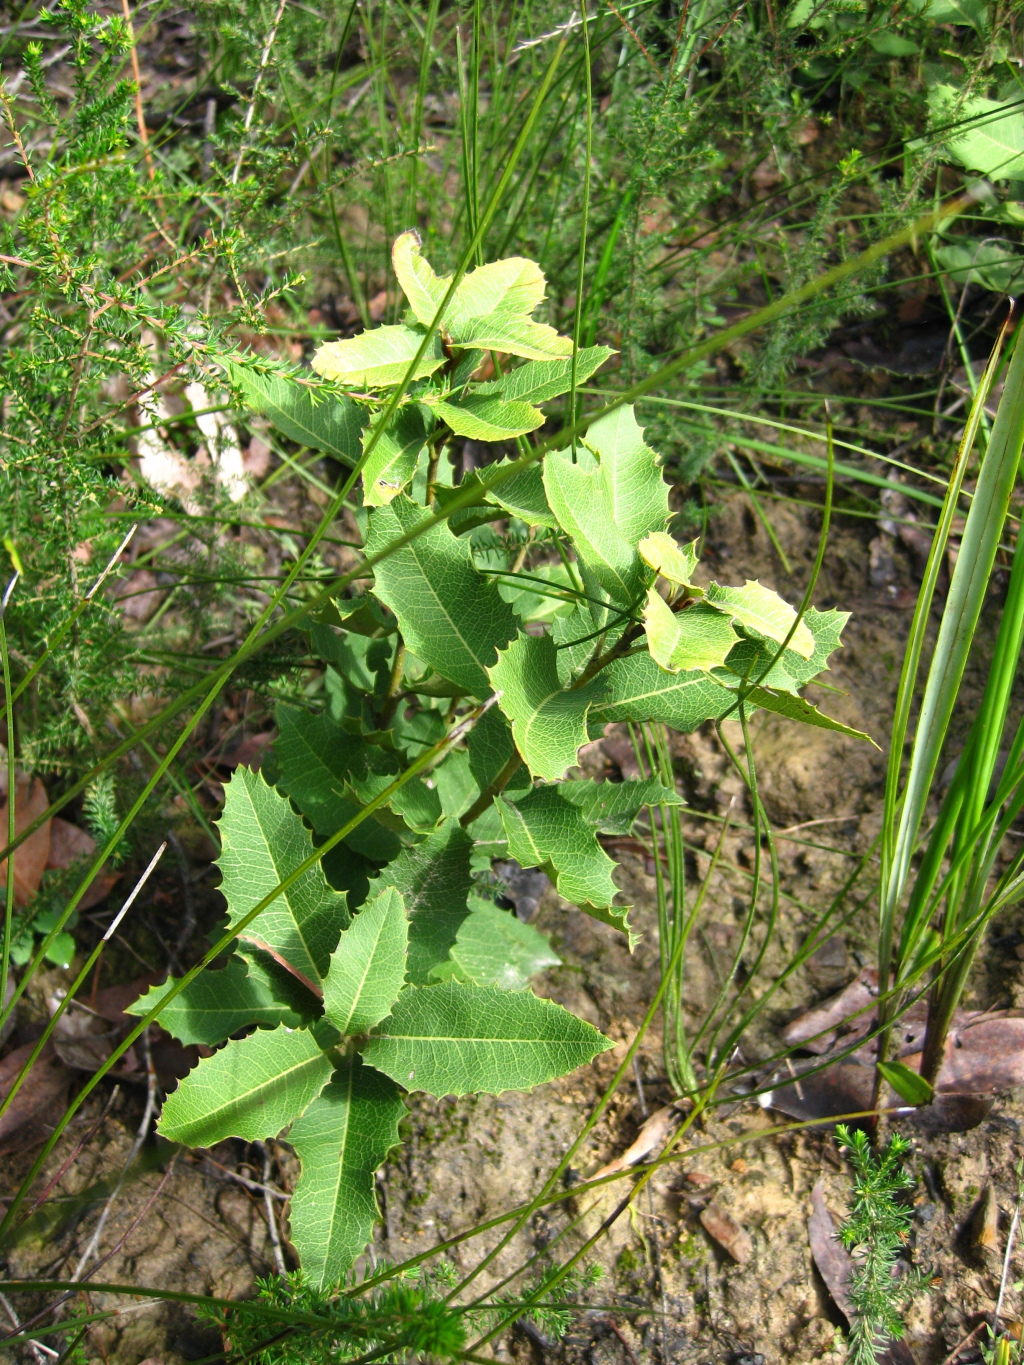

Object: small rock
[700,1200,753,1263]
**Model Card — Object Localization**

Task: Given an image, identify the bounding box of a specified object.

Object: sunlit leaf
[312,325,446,388]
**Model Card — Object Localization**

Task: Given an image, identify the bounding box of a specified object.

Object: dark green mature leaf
[125,958,303,1046]
[323,887,408,1037]
[367,495,517,696]
[449,899,560,990]
[496,787,637,945]
[426,394,544,442]
[228,363,366,462]
[312,325,446,387]
[363,981,612,1096]
[288,1055,405,1288]
[274,705,403,864]
[592,652,733,729]
[558,778,683,834]
[380,819,474,984]
[158,1026,333,1146]
[217,767,349,989]
[361,405,431,507]
[466,701,518,795]
[489,633,605,781]
[476,348,614,405]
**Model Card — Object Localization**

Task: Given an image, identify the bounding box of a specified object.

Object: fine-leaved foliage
[135,235,860,1287]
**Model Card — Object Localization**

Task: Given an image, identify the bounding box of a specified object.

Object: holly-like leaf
[489,633,604,781]
[363,980,612,1096]
[735,685,876,745]
[217,766,350,990]
[448,899,560,990]
[426,393,545,442]
[229,364,366,463]
[496,787,637,945]
[273,706,403,864]
[483,458,558,528]
[456,309,573,362]
[312,325,446,388]
[543,448,642,604]
[380,819,474,985]
[639,532,700,587]
[928,86,1023,179]
[644,592,739,672]
[361,405,431,507]
[367,495,517,696]
[158,1026,333,1147]
[445,256,548,332]
[125,957,304,1046]
[288,1054,405,1288]
[721,606,850,693]
[583,406,671,548]
[592,651,734,729]
[476,347,614,405]
[323,887,408,1037]
[558,777,683,835]
[704,580,815,658]
[934,239,1024,296]
[391,230,447,326]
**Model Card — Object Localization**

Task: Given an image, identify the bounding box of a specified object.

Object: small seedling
[836,1125,928,1365]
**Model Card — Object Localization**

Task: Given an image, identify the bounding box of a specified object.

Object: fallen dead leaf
[699,1200,753,1264]
[593,1104,683,1178]
[781,968,877,1054]
[972,1186,1000,1252]
[808,1180,853,1319]
[47,818,119,910]
[0,776,52,907]
[0,1039,69,1153]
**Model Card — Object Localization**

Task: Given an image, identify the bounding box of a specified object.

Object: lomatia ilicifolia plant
[130,234,862,1287]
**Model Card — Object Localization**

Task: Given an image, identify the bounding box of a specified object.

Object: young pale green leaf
[496,787,637,945]
[877,1060,934,1106]
[363,980,612,1096]
[391,231,448,327]
[158,1026,333,1147]
[455,310,574,362]
[125,958,303,1046]
[228,364,366,463]
[425,393,545,442]
[288,1053,405,1288]
[705,580,815,658]
[736,685,877,745]
[217,766,350,989]
[274,705,403,864]
[489,633,604,781]
[583,405,671,547]
[446,255,547,332]
[483,459,558,528]
[361,405,431,507]
[928,86,1024,179]
[380,819,474,985]
[639,532,700,587]
[592,651,734,729]
[543,448,642,604]
[448,898,560,990]
[367,495,517,696]
[323,887,408,1037]
[476,347,614,405]
[312,326,446,388]
[644,592,739,673]
[558,777,683,835]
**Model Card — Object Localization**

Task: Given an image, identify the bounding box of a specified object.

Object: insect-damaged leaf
[489,633,604,781]
[367,495,517,697]
[288,1054,405,1288]
[363,980,612,1096]
[496,787,638,946]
